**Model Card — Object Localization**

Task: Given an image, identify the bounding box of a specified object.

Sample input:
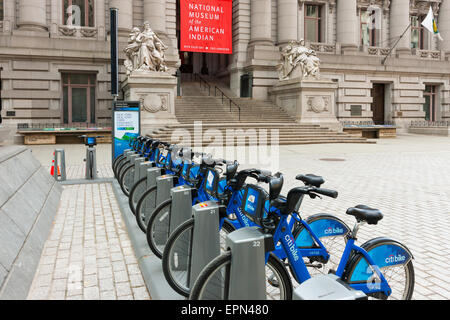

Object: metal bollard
[53,149,67,181]
[226,227,274,300]
[188,201,221,288]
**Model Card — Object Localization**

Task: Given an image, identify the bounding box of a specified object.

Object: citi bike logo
[236,207,250,227]
[285,235,300,261]
[385,254,406,264]
[324,226,343,235]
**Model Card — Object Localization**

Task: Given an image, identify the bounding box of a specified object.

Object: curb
[111,179,184,300]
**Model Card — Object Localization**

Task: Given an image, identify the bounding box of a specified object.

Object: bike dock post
[142,167,162,224]
[53,149,66,181]
[169,185,193,234]
[85,146,98,180]
[132,156,145,185]
[226,227,275,300]
[153,175,175,245]
[138,161,154,186]
[188,201,221,288]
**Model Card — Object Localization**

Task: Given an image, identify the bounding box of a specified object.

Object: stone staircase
[147,80,373,146]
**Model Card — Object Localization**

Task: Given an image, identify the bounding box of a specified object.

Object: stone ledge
[0,147,62,300]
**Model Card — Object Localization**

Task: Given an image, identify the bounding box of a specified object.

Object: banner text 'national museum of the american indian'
[180,0,233,54]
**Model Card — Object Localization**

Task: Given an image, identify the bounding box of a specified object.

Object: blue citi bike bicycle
[162,169,353,298]
[189,173,415,300]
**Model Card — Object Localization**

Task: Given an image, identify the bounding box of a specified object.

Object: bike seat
[296,174,325,187]
[346,205,383,225]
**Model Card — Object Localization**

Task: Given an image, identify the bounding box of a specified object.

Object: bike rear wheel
[189,252,292,300]
[146,198,172,258]
[162,219,235,297]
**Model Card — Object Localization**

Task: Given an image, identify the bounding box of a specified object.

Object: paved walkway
[26,134,450,300]
[27,182,150,300]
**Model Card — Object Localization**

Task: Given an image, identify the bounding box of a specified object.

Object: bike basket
[203,168,220,198]
[241,184,268,225]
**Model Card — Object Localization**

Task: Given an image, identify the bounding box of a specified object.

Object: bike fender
[295,214,350,248]
[345,237,414,283]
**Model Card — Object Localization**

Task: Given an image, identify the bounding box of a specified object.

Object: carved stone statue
[124,21,169,75]
[277,40,321,81]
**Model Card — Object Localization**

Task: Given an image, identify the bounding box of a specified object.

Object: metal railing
[214,86,241,121]
[410,121,450,127]
[340,120,396,127]
[193,73,241,121]
[193,73,211,96]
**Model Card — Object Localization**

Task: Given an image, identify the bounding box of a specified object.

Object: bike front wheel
[119,164,135,196]
[135,186,157,233]
[162,219,235,297]
[146,198,172,258]
[189,252,292,300]
[128,177,147,215]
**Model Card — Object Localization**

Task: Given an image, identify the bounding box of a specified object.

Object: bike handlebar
[312,187,338,199]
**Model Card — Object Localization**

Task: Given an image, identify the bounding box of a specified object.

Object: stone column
[17,0,47,31]
[439,0,450,55]
[336,0,358,53]
[143,0,167,35]
[390,0,411,56]
[250,0,272,44]
[109,0,133,34]
[246,0,280,100]
[278,0,298,46]
[2,0,15,33]
[96,0,106,40]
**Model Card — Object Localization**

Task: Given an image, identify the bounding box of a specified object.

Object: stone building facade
[1,0,450,140]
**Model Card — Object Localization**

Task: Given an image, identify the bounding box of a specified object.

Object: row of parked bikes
[112,136,415,300]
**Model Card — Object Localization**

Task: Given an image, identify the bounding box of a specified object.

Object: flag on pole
[421,6,444,41]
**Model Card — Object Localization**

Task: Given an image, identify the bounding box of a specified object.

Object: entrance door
[423,85,437,121]
[371,83,385,124]
[62,73,96,125]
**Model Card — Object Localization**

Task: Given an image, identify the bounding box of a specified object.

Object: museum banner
[180,0,233,54]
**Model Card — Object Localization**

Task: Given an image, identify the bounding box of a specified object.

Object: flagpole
[382,23,412,65]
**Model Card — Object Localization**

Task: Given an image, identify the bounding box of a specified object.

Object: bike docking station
[188,201,221,288]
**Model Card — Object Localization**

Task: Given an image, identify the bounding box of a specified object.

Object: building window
[411,15,425,49]
[361,9,377,46]
[0,0,4,21]
[62,73,96,124]
[63,0,94,27]
[423,85,437,121]
[305,5,322,43]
